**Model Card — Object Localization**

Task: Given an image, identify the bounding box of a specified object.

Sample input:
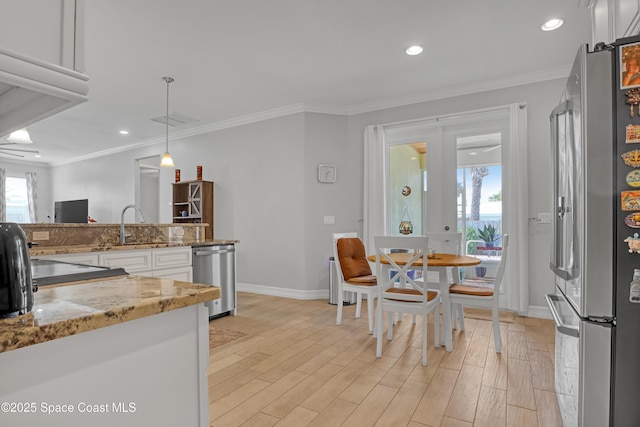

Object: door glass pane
[389,142,425,236]
[456,133,503,280]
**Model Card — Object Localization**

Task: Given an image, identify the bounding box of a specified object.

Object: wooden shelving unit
[172,180,214,240]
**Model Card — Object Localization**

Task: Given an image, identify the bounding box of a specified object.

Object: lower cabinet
[34,247,193,281]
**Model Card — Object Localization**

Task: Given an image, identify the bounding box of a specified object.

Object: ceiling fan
[0,129,39,158]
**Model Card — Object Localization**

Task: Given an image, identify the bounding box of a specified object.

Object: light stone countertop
[0,275,220,353]
[29,239,238,256]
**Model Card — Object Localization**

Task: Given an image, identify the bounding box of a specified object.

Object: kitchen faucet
[120,204,146,244]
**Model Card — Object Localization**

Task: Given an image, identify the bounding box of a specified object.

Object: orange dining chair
[333,233,377,334]
[449,234,509,353]
[374,235,440,366]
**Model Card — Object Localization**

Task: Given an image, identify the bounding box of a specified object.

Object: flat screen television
[54,199,88,223]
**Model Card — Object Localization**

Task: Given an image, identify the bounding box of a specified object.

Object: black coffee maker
[0,223,37,315]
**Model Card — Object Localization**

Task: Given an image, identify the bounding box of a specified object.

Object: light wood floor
[208,292,562,427]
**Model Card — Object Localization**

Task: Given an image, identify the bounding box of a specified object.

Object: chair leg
[434,304,440,348]
[367,293,374,334]
[492,307,502,353]
[387,311,394,340]
[457,304,466,331]
[422,314,427,366]
[376,302,383,358]
[355,292,363,318]
[336,285,344,326]
[412,313,417,324]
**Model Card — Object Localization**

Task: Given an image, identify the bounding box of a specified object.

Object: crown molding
[50,65,571,166]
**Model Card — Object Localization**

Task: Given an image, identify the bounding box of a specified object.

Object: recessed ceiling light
[34,154,41,158]
[469,152,478,156]
[541,18,563,31]
[405,45,423,56]
[119,130,129,135]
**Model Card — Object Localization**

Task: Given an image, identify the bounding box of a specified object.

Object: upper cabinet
[0,0,88,137]
[590,0,640,45]
[592,0,640,46]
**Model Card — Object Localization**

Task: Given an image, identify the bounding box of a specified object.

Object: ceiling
[2,0,592,166]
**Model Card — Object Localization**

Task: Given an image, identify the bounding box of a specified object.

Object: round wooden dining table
[367,252,480,352]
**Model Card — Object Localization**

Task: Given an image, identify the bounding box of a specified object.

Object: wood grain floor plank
[474,386,506,427]
[342,384,399,426]
[412,367,460,426]
[209,293,560,427]
[375,379,429,427]
[507,358,537,410]
[444,364,483,422]
[307,398,357,427]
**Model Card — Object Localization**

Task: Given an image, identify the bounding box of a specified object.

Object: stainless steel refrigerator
[546,36,640,427]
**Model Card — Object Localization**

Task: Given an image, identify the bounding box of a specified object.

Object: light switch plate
[538,212,551,224]
[324,216,335,225]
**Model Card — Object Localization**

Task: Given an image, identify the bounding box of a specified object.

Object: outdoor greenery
[477,224,497,244]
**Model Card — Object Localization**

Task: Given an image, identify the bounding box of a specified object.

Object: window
[6,176,29,222]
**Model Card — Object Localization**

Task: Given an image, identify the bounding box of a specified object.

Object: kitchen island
[0,275,219,427]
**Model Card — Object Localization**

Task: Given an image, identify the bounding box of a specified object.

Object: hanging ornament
[401,169,412,196]
[399,206,414,235]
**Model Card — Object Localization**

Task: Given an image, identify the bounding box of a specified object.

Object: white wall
[0,159,52,222]
[347,78,564,312]
[45,77,563,312]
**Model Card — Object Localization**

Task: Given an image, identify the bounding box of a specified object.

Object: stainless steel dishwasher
[192,243,236,319]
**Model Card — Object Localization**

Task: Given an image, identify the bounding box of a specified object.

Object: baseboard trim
[237,282,330,300]
[527,305,552,319]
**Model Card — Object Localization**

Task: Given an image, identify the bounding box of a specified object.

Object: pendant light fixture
[160,76,175,167]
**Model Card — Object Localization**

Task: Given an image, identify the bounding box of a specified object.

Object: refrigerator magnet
[624,233,640,253]
[622,149,640,167]
[627,170,640,187]
[624,213,640,228]
[621,191,640,210]
[626,124,640,144]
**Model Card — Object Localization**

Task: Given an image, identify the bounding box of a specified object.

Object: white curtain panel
[26,171,38,223]
[507,103,530,315]
[363,125,386,254]
[0,168,5,221]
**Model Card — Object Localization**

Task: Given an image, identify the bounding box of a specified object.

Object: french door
[383,109,510,307]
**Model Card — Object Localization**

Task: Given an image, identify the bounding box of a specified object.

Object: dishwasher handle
[194,247,235,256]
[545,293,579,337]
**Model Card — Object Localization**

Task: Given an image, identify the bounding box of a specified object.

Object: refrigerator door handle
[545,293,579,337]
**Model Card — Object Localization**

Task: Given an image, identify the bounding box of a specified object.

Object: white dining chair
[449,234,509,353]
[374,235,440,366]
[332,232,377,334]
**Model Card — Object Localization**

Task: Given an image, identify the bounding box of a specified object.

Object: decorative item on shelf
[181,210,188,217]
[175,169,181,183]
[399,206,413,235]
[159,76,175,167]
[197,165,202,181]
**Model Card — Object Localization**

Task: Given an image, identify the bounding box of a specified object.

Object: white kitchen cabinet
[0,0,88,136]
[34,247,194,279]
[98,250,153,274]
[34,252,99,265]
[590,0,640,45]
[153,266,193,282]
